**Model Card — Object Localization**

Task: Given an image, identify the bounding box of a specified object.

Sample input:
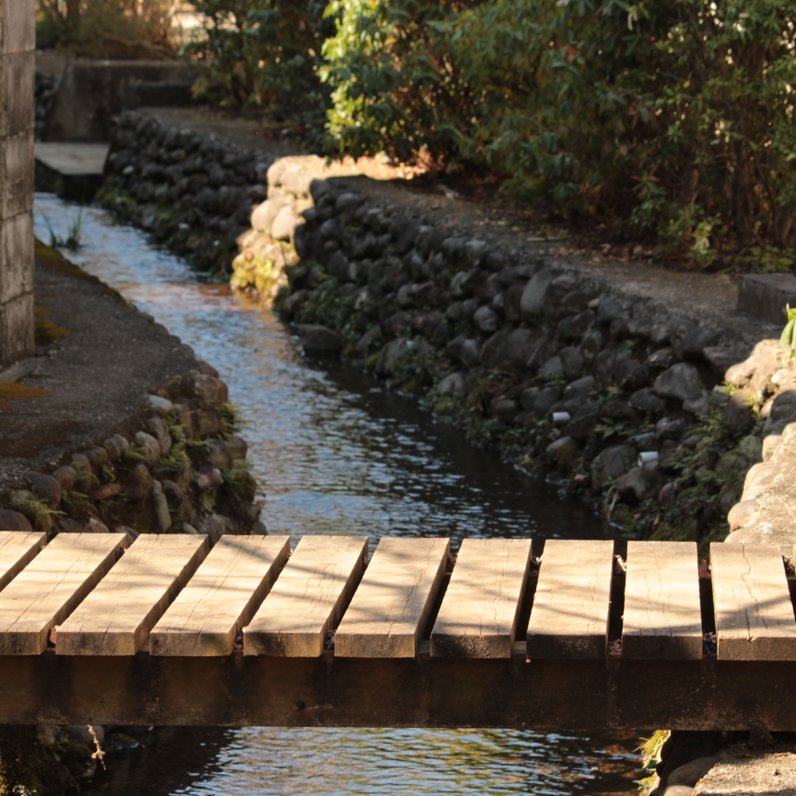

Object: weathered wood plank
[335,537,449,658]
[431,538,531,658]
[623,541,702,659]
[56,535,209,656]
[527,539,613,659]
[150,535,290,656]
[2,653,795,732]
[0,533,129,654]
[244,535,368,657]
[0,531,46,592]
[711,543,796,661]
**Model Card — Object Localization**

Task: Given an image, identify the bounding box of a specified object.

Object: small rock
[23,471,62,508]
[538,355,564,380]
[134,431,162,467]
[52,465,78,491]
[533,387,562,416]
[85,517,110,533]
[656,416,689,440]
[654,363,708,403]
[491,397,519,421]
[520,269,554,319]
[436,372,466,396]
[90,483,121,501]
[293,324,344,356]
[629,388,667,414]
[0,509,33,532]
[761,433,782,462]
[192,465,223,492]
[146,394,174,416]
[151,480,172,532]
[727,498,757,531]
[147,416,173,456]
[741,461,777,500]
[199,512,234,543]
[473,305,498,334]
[86,447,110,468]
[591,444,636,490]
[562,376,595,402]
[271,205,299,242]
[104,434,130,461]
[616,467,650,503]
[546,436,581,471]
[124,463,154,501]
[190,373,229,405]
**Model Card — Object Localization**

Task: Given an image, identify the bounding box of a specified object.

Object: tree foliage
[187,0,331,139]
[167,0,796,265]
[36,0,177,58]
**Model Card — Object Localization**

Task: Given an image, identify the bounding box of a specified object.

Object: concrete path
[0,243,198,486]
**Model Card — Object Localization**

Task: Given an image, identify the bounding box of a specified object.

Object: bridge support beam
[0,0,35,368]
[0,651,792,732]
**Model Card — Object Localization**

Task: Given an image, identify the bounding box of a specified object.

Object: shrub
[186,0,331,139]
[36,0,177,59]
[320,0,479,166]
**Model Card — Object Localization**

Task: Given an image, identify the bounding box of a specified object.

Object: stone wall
[99,109,796,547]
[92,104,796,796]
[0,362,262,540]
[0,0,35,368]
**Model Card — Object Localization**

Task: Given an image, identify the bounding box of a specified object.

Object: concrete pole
[0,0,35,368]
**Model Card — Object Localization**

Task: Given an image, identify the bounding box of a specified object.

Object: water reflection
[35,195,639,794]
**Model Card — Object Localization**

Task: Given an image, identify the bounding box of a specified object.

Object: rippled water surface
[35,195,641,794]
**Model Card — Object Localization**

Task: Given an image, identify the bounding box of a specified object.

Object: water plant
[779,304,796,362]
[41,209,84,251]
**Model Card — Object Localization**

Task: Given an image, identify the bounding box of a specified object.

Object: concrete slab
[34,142,109,201]
[737,273,796,326]
[35,142,109,176]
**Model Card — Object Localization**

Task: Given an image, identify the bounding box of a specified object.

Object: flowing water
[35,194,642,794]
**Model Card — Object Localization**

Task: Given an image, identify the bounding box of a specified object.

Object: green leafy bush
[36,0,176,58]
[186,0,331,138]
[320,0,478,165]
[320,0,796,265]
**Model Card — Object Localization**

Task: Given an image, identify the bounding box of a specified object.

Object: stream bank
[0,239,262,793]
[96,107,796,795]
[100,108,796,550]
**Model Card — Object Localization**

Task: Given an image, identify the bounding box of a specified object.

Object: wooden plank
[56,535,209,656]
[711,543,796,661]
[431,538,531,658]
[244,535,367,657]
[623,541,702,659]
[335,537,449,658]
[0,533,128,654]
[0,531,47,592]
[5,654,796,732]
[150,535,290,656]
[527,539,613,659]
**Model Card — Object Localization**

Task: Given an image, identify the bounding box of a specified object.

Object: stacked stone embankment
[0,367,260,541]
[98,106,796,796]
[99,108,796,547]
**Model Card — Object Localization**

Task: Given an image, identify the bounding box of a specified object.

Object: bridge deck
[0,531,792,730]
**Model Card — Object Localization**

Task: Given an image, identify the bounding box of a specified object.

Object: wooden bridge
[0,530,792,731]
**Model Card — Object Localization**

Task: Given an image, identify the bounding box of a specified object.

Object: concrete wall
[0,0,35,368]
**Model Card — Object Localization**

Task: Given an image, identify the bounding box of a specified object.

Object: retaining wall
[95,104,796,796]
[100,109,796,549]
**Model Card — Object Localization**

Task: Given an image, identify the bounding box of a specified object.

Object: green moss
[154,446,191,478]
[7,497,59,534]
[221,461,257,502]
[219,402,243,434]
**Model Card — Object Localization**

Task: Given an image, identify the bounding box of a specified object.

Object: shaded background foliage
[37,0,796,269]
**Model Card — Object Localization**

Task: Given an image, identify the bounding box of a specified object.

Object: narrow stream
[35,195,642,794]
